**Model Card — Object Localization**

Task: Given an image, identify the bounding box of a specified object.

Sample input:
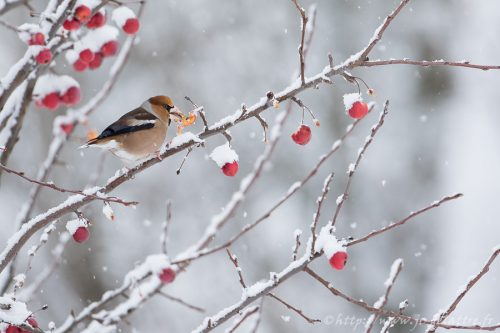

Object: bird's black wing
[91,107,157,142]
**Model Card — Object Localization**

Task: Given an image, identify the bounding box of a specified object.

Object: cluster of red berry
[291,94,370,146]
[5,317,38,333]
[36,86,80,110]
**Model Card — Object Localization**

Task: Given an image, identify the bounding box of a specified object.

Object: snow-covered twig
[364,259,404,333]
[175,109,291,262]
[425,248,500,333]
[330,101,389,227]
[224,305,259,333]
[173,108,370,265]
[226,248,246,288]
[304,267,500,331]
[353,0,410,65]
[310,172,334,254]
[0,0,30,15]
[290,0,308,85]
[0,163,138,206]
[361,59,500,71]
[0,0,76,111]
[347,193,463,247]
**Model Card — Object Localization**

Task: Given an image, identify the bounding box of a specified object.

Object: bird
[80,95,183,165]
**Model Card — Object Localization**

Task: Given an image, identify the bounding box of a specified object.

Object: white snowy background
[0,0,499,332]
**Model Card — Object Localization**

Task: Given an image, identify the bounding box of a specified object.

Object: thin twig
[304,267,500,331]
[310,172,334,255]
[292,231,301,261]
[268,293,321,324]
[225,306,259,333]
[364,259,404,333]
[226,248,246,288]
[161,201,172,255]
[330,101,389,227]
[291,0,308,85]
[347,193,463,247]
[0,164,138,206]
[361,59,500,71]
[158,291,205,313]
[425,248,500,333]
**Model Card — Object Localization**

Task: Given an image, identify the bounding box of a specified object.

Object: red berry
[100,40,118,57]
[79,48,95,63]
[73,59,88,72]
[26,317,38,328]
[88,52,103,69]
[60,123,74,134]
[35,48,52,64]
[28,32,45,46]
[6,325,21,333]
[42,92,60,110]
[329,251,348,270]
[159,267,176,284]
[348,101,369,119]
[222,161,238,177]
[74,5,92,22]
[73,227,89,243]
[291,124,311,145]
[87,12,106,29]
[63,19,81,31]
[122,18,140,35]
[61,86,81,105]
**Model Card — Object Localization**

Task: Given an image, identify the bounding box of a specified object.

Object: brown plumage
[82,95,182,165]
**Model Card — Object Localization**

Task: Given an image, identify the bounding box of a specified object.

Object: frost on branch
[0,296,30,326]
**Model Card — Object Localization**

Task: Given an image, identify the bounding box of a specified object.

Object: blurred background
[0,0,499,332]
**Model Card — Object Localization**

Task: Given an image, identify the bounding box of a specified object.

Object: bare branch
[426,248,500,333]
[225,306,259,333]
[347,193,463,247]
[310,172,334,254]
[161,201,172,255]
[364,259,404,333]
[330,101,389,227]
[226,248,246,289]
[291,0,308,85]
[361,59,500,71]
[157,291,205,313]
[0,163,138,206]
[304,267,500,331]
[268,293,321,324]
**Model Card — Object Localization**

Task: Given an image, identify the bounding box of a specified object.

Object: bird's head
[147,95,183,124]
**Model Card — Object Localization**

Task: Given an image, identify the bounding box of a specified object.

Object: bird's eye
[163,103,173,111]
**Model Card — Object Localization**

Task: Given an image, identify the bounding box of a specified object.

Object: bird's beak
[169,107,183,122]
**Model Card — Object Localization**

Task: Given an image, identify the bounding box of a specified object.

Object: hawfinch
[81,95,182,164]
